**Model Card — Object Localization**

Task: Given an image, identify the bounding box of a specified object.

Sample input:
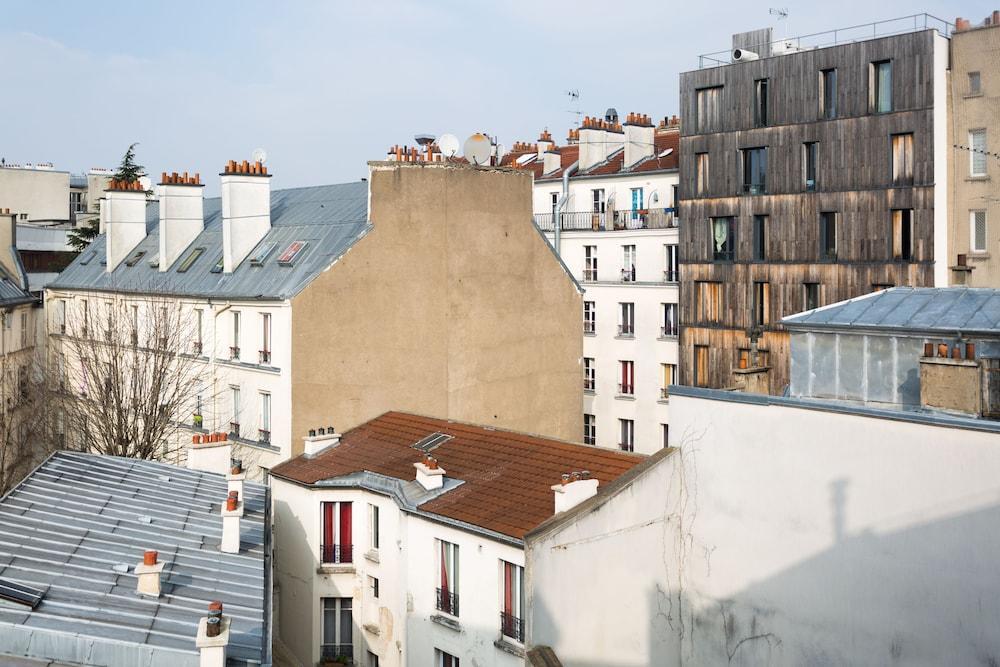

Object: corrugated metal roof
[48,182,369,300]
[0,451,268,667]
[782,287,1000,336]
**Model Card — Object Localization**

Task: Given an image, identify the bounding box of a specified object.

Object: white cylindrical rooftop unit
[732,48,760,62]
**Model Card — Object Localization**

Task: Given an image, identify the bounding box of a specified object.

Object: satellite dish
[438,134,460,158]
[464,133,492,166]
[658,147,674,158]
[414,134,436,146]
[252,148,268,163]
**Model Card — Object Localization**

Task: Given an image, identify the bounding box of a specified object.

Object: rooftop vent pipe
[732,48,760,62]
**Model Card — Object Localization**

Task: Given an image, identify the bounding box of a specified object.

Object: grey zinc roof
[0,451,268,667]
[48,181,369,300]
[782,287,1000,336]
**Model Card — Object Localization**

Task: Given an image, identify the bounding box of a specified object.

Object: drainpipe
[210,302,232,434]
[555,161,579,256]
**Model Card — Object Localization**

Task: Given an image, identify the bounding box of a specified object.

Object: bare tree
[54,294,204,460]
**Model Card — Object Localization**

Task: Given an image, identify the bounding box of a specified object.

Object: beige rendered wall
[949,23,1000,286]
[289,162,582,453]
[0,168,70,223]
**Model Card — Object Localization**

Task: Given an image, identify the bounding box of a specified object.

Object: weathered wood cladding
[677,30,942,394]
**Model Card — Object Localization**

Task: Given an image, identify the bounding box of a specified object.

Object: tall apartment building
[502,111,681,454]
[47,160,583,474]
[678,20,951,393]
[949,11,1000,286]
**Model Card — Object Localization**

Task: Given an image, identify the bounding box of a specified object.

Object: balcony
[661,387,670,400]
[229,346,240,360]
[501,611,525,643]
[436,587,460,616]
[663,269,679,283]
[192,341,203,355]
[320,644,353,662]
[259,349,271,365]
[533,209,677,232]
[620,267,636,283]
[320,543,353,564]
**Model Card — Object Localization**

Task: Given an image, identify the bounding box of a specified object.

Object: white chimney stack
[135,549,165,597]
[158,171,204,271]
[221,159,271,273]
[414,455,445,491]
[536,129,554,159]
[221,491,243,554]
[302,427,341,458]
[187,432,232,474]
[623,113,655,168]
[551,472,599,514]
[227,458,246,499]
[196,602,231,667]
[578,114,624,172]
[98,196,107,234]
[104,180,147,272]
[542,147,562,176]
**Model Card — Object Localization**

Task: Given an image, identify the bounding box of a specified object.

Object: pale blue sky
[0,1,988,193]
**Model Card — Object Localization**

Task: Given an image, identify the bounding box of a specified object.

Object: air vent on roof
[79,250,97,266]
[0,578,45,609]
[412,432,453,453]
[124,250,146,267]
[277,241,308,266]
[177,247,205,273]
[210,255,224,273]
[249,241,278,266]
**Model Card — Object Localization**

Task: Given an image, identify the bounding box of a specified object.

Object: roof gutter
[555,161,579,255]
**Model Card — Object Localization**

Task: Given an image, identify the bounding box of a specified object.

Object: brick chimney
[196,601,231,667]
[414,454,445,491]
[623,112,655,168]
[221,159,271,273]
[135,549,165,597]
[158,171,204,272]
[537,129,554,158]
[551,471,598,513]
[221,490,243,554]
[104,179,147,272]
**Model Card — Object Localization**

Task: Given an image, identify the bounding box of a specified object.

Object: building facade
[678,23,950,394]
[949,12,1000,286]
[503,112,681,454]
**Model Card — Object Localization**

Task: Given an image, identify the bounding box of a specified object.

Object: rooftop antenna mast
[769,7,789,43]
[565,89,582,127]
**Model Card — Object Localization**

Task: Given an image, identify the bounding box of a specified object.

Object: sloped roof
[782,287,1000,336]
[0,451,269,667]
[513,130,679,182]
[48,182,369,300]
[270,412,644,541]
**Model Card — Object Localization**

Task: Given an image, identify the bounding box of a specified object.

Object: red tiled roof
[270,412,644,540]
[532,129,678,181]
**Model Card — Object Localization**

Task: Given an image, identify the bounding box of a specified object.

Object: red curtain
[440,542,449,592]
[322,502,334,556]
[340,502,352,562]
[503,563,512,615]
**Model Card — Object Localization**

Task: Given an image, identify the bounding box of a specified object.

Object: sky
[0,1,989,194]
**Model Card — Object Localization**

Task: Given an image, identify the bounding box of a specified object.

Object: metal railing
[534,209,677,232]
[661,387,671,400]
[698,14,954,68]
[229,346,240,360]
[583,267,598,282]
[436,587,460,616]
[664,269,679,283]
[320,543,353,564]
[320,644,353,661]
[258,429,271,444]
[192,341,203,355]
[618,382,634,396]
[621,267,636,283]
[259,349,271,365]
[229,422,240,438]
[661,324,679,337]
[501,611,525,643]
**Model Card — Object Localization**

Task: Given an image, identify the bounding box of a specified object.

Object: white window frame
[583,414,596,445]
[230,385,241,427]
[618,302,634,336]
[970,129,987,177]
[583,357,595,392]
[232,311,241,358]
[368,503,380,550]
[971,210,988,253]
[259,391,271,433]
[583,301,596,334]
[321,597,353,658]
[619,418,634,452]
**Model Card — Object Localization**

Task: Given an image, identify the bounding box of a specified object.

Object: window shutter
[323,502,335,553]
[339,502,352,562]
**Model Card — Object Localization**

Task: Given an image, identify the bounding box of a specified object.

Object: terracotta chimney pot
[143,550,158,566]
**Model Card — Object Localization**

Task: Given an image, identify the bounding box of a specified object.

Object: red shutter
[322,502,334,562]
[503,562,513,615]
[340,502,352,563]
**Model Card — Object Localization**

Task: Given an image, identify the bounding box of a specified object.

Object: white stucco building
[269,411,643,667]
[504,111,681,454]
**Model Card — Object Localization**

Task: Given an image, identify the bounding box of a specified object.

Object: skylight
[277,241,308,266]
[210,255,224,273]
[0,578,45,609]
[79,250,97,266]
[249,242,278,266]
[177,247,205,273]
[412,432,453,453]
[124,250,146,267]
[516,153,537,166]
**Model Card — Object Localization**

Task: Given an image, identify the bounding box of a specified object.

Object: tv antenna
[769,7,789,41]
[252,148,267,164]
[565,88,582,125]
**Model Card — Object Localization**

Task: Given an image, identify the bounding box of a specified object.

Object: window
[969,71,982,95]
[872,283,894,292]
[694,345,709,388]
[177,247,205,273]
[501,561,525,643]
[662,424,670,449]
[210,255,225,273]
[819,212,837,260]
[971,210,987,253]
[321,501,353,563]
[592,188,606,213]
[742,147,767,194]
[248,241,278,266]
[230,385,241,435]
[258,392,271,443]
[804,282,820,311]
[664,244,679,282]
[752,215,767,261]
[711,217,736,261]
[368,575,379,599]
[368,651,379,667]
[583,301,596,334]
[891,209,913,260]
[871,60,892,113]
[70,191,85,213]
[321,598,353,662]
[618,360,634,396]
[752,281,770,326]
[277,240,308,265]
[696,281,721,323]
[696,86,723,133]
[891,133,914,185]
[970,129,987,177]
[630,187,644,220]
[618,302,634,336]
[194,309,203,355]
[259,312,272,364]
[583,357,595,392]
[550,192,559,216]
[56,300,66,334]
[621,245,636,282]
[804,142,818,191]
[19,312,29,349]
[662,303,678,337]
[81,299,88,337]
[584,246,597,282]
[753,79,769,127]
[369,503,380,550]
[661,363,676,400]
[437,540,459,616]
[820,68,837,119]
[619,418,634,452]
[738,348,770,368]
[583,414,596,445]
[129,305,139,346]
[231,311,241,360]
[435,650,460,667]
[696,153,710,195]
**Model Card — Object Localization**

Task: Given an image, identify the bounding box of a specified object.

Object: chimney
[542,146,562,176]
[414,454,445,491]
[551,472,599,513]
[919,339,982,415]
[196,601,231,667]
[227,458,246,498]
[187,432,232,474]
[578,115,623,172]
[623,113,655,168]
[135,549,165,597]
[0,209,27,289]
[104,180,148,272]
[221,490,243,554]
[537,130,554,158]
[158,171,204,271]
[955,16,971,30]
[220,159,271,273]
[302,426,341,458]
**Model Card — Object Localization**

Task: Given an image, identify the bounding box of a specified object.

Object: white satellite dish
[252,148,268,163]
[438,134,460,158]
[657,147,674,158]
[464,133,492,166]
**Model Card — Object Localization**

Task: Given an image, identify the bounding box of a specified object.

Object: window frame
[890,133,914,186]
[583,301,596,334]
[583,357,596,392]
[820,68,837,119]
[618,360,634,396]
[696,152,710,196]
[970,129,987,177]
[662,302,678,338]
[710,217,736,262]
[871,60,892,113]
[891,209,914,261]
[500,560,525,643]
[742,147,767,195]
[803,142,818,191]
[583,414,596,445]
[437,539,460,617]
[321,597,353,661]
[971,210,988,253]
[819,212,838,261]
[968,71,981,96]
[618,302,635,336]
[753,78,769,127]
[752,215,767,261]
[803,282,821,311]
[369,503,380,550]
[321,501,353,564]
[618,418,635,452]
[664,244,679,282]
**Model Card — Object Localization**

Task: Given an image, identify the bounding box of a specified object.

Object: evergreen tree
[67,143,148,252]
[113,142,146,184]
[66,217,99,252]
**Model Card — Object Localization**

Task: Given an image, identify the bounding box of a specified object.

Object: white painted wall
[528,391,1000,666]
[0,167,70,222]
[221,174,271,274]
[158,183,205,271]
